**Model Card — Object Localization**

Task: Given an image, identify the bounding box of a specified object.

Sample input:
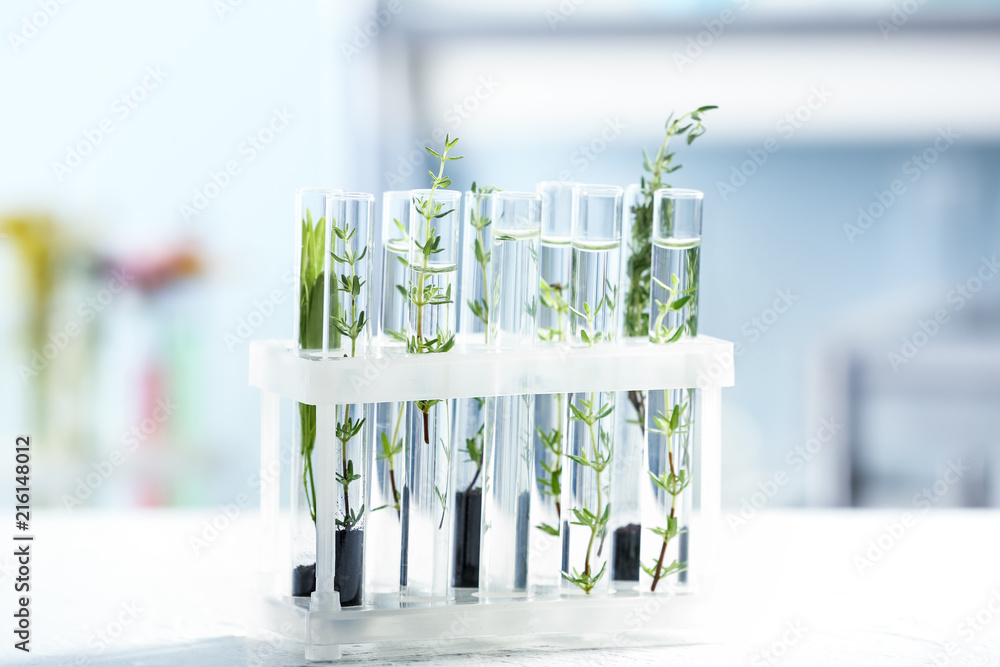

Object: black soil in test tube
[292,562,316,597]
[612,523,641,581]
[335,527,364,607]
[452,488,482,588]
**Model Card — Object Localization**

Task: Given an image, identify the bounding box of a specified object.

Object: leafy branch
[562,392,614,594]
[535,422,563,536]
[297,209,327,524]
[376,406,404,517]
[467,181,498,329]
[623,106,716,338]
[649,273,697,344]
[643,398,692,591]
[330,221,368,357]
[538,278,569,342]
[462,423,484,493]
[410,134,462,350]
[334,403,366,530]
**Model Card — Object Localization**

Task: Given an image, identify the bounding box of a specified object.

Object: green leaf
[536,523,559,536]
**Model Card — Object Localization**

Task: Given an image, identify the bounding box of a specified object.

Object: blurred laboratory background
[1,0,998,511]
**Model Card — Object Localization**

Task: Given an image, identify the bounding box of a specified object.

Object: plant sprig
[334,407,367,530]
[462,423,484,493]
[297,209,327,525]
[376,417,403,517]
[467,181,499,329]
[650,273,697,344]
[410,135,462,350]
[405,137,463,536]
[535,424,563,535]
[645,395,692,591]
[624,106,716,338]
[538,279,569,342]
[562,392,615,594]
[330,221,368,357]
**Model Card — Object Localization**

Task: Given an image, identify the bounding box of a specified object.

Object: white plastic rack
[250,335,734,661]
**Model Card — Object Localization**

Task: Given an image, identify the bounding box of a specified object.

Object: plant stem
[628,390,646,436]
[465,467,480,495]
[651,451,678,592]
[389,468,399,517]
[413,145,449,347]
[340,404,352,519]
[388,402,404,517]
[555,393,564,518]
[582,392,602,578]
[303,451,317,523]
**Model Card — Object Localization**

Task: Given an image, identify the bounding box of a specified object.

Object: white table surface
[6,509,1000,666]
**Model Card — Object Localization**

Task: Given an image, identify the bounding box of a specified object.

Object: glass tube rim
[577,183,624,198]
[296,187,342,196]
[328,191,375,204]
[495,190,542,203]
[464,189,498,199]
[537,180,582,192]
[654,187,704,201]
[494,191,542,232]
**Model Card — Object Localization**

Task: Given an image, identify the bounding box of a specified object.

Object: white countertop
[7,509,1000,666]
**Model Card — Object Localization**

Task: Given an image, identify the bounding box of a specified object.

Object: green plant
[334,424,364,530]
[642,396,692,591]
[538,278,569,342]
[330,221,368,357]
[462,421,485,494]
[649,270,698,344]
[561,391,614,594]
[467,182,498,329]
[535,420,563,536]
[620,106,714,435]
[569,286,615,347]
[406,135,462,357]
[623,106,716,339]
[401,137,464,535]
[330,219,370,530]
[297,209,329,524]
[375,403,405,516]
[437,428,451,529]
